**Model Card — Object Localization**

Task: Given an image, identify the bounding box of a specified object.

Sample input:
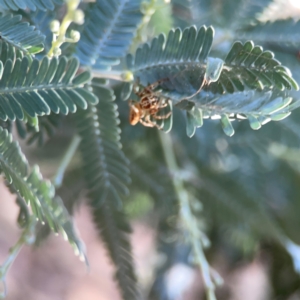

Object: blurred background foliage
[32,0,300,299]
[115,0,300,299]
[2,0,300,300]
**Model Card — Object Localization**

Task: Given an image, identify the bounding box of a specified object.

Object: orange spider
[129,79,171,128]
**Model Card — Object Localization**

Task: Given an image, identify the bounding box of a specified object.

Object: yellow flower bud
[70,30,80,42]
[73,9,85,25]
[50,20,60,33]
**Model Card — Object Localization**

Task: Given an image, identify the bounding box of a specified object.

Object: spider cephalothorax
[129,79,172,128]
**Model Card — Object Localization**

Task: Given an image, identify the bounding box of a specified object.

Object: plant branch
[48,0,83,57]
[158,131,220,300]
[92,70,134,82]
[52,135,81,188]
[0,217,36,299]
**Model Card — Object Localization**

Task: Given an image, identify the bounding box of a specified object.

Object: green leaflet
[0,56,97,121]
[75,83,138,300]
[75,0,143,68]
[186,107,203,137]
[205,57,224,83]
[0,41,24,63]
[127,26,214,98]
[237,19,300,50]
[171,0,274,29]
[126,26,299,137]
[128,28,298,98]
[218,41,299,92]
[15,114,63,146]
[0,14,45,55]
[0,0,63,11]
[0,127,86,262]
[220,114,235,137]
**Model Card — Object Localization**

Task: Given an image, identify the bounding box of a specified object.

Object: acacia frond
[29,9,57,51]
[196,165,290,248]
[217,0,274,29]
[238,19,300,49]
[211,40,299,93]
[127,26,214,97]
[0,14,45,55]
[0,55,97,121]
[0,127,86,261]
[172,0,273,28]
[76,83,138,300]
[127,27,297,98]
[171,0,197,25]
[229,0,274,28]
[75,0,143,68]
[0,0,63,11]
[126,26,299,136]
[35,167,85,245]
[173,88,299,137]
[16,114,63,146]
[0,41,24,62]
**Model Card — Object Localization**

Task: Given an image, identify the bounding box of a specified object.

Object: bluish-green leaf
[0,56,97,120]
[0,14,45,54]
[75,0,143,68]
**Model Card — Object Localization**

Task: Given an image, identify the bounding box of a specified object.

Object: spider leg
[183,77,207,100]
[155,119,165,130]
[139,115,155,127]
[133,79,141,94]
[157,102,168,109]
[145,114,164,130]
[157,95,172,108]
[152,112,172,120]
[136,78,170,99]
[134,77,150,97]
[128,99,140,109]
[143,78,170,93]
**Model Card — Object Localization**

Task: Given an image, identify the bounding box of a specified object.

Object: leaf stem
[158,131,218,300]
[47,0,82,57]
[0,217,36,299]
[92,70,134,82]
[52,135,81,188]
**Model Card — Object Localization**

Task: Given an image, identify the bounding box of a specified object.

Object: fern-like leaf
[0,127,86,261]
[0,55,97,121]
[35,167,85,245]
[126,26,299,136]
[0,0,63,11]
[0,40,24,62]
[75,0,143,68]
[127,25,213,92]
[237,19,300,50]
[0,14,45,55]
[172,0,273,28]
[16,114,63,145]
[167,88,299,137]
[75,83,138,300]
[199,171,287,245]
[228,0,274,29]
[27,9,57,51]
[210,40,298,93]
[127,27,298,99]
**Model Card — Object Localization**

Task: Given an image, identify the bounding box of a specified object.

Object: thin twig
[52,135,81,188]
[92,70,134,82]
[158,131,218,300]
[0,217,36,299]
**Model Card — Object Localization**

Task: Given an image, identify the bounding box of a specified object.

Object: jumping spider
[129,79,172,129]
